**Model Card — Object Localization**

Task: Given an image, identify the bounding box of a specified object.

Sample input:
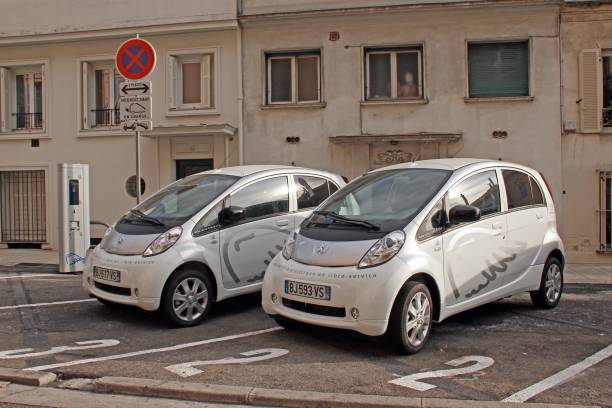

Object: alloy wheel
[405,291,431,347]
[545,263,562,303]
[172,277,209,322]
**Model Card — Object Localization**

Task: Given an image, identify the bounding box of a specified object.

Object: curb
[93,376,600,408]
[0,368,56,387]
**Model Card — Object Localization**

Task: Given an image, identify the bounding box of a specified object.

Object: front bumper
[262,255,408,337]
[82,245,180,311]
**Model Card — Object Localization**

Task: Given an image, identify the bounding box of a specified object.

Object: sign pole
[135,130,141,204]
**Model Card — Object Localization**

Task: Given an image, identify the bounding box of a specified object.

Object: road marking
[165,348,289,378]
[390,356,495,391]
[25,327,283,372]
[0,274,77,280]
[502,343,612,403]
[0,340,119,359]
[0,299,96,311]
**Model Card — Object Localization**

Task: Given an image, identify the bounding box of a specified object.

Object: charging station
[58,164,90,273]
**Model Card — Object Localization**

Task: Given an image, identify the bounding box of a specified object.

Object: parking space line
[25,327,283,372]
[0,274,78,280]
[502,343,612,403]
[0,299,96,311]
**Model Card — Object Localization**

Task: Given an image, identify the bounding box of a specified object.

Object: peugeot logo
[315,243,328,255]
[116,236,125,246]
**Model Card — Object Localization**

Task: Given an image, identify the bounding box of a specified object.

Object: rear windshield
[304,169,451,238]
[116,173,239,232]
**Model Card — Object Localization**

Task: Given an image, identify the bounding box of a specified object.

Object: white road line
[0,274,77,280]
[25,327,283,372]
[0,299,96,311]
[502,343,612,403]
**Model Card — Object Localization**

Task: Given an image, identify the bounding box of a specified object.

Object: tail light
[539,171,554,202]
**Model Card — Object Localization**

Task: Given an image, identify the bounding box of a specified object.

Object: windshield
[119,173,239,230]
[308,168,451,234]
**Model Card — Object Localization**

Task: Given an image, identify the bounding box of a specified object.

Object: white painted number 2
[0,339,120,360]
[390,355,495,391]
[165,348,288,378]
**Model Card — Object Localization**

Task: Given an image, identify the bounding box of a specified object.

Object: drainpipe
[236,1,245,165]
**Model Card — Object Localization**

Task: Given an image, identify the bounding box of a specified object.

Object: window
[502,170,545,210]
[603,51,612,128]
[266,51,320,104]
[600,171,611,252]
[81,61,123,129]
[229,177,289,221]
[193,202,223,236]
[168,52,215,110]
[294,176,337,210]
[448,171,501,218]
[468,41,529,98]
[365,46,423,100]
[417,198,445,241]
[0,65,45,132]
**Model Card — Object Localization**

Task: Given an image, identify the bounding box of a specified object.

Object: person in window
[397,71,419,98]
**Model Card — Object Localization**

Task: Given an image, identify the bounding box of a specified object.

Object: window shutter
[81,62,90,130]
[200,54,211,108]
[40,64,46,129]
[168,56,178,109]
[468,42,529,98]
[0,67,9,133]
[579,49,602,133]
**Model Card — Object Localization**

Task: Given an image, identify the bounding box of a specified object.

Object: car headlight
[99,226,113,248]
[143,226,182,257]
[282,229,299,260]
[358,230,405,269]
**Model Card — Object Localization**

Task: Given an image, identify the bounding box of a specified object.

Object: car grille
[282,298,346,318]
[94,281,131,297]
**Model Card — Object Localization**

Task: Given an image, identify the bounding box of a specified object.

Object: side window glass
[503,170,532,209]
[329,182,339,195]
[193,202,222,236]
[448,170,501,217]
[530,176,545,205]
[230,177,289,221]
[417,198,445,241]
[295,176,331,210]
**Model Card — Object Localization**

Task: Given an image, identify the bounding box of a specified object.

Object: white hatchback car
[83,165,344,326]
[262,159,565,353]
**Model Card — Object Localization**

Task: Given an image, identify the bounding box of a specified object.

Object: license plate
[284,280,331,301]
[93,266,121,283]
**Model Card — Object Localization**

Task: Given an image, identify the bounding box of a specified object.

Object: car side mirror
[448,204,481,224]
[220,206,246,225]
[430,209,447,229]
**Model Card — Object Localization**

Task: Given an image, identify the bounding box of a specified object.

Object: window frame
[364,46,424,101]
[0,59,48,136]
[80,59,123,130]
[500,168,547,212]
[602,49,612,129]
[265,51,322,105]
[465,38,532,101]
[292,174,340,212]
[599,170,612,252]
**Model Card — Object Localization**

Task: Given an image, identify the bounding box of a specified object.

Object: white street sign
[123,120,153,131]
[120,81,151,96]
[120,94,152,122]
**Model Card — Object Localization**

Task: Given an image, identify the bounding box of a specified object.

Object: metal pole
[135,130,141,204]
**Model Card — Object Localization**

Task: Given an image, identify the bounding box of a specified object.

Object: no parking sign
[115,37,156,80]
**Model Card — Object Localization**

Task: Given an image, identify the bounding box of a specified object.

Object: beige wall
[560,3,612,262]
[241,3,563,200]
[0,27,239,249]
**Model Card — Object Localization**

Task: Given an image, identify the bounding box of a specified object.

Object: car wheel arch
[548,249,565,268]
[389,272,441,323]
[163,261,218,302]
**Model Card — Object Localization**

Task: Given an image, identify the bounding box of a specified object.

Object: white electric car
[83,165,344,326]
[262,159,565,353]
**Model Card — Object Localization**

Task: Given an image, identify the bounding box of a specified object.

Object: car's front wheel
[161,269,213,327]
[388,281,433,354]
[530,257,563,309]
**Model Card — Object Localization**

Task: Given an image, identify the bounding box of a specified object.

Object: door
[219,176,292,289]
[442,170,507,307]
[176,159,213,180]
[502,169,548,286]
[192,201,224,281]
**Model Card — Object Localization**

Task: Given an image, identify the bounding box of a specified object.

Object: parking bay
[0,273,611,406]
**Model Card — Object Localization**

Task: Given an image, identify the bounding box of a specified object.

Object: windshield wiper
[128,209,165,226]
[313,211,380,231]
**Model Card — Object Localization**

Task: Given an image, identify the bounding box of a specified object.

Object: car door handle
[492,222,504,236]
[536,214,544,220]
[276,219,289,228]
[433,240,441,252]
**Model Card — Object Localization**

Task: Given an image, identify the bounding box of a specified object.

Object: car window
[229,176,289,221]
[295,175,335,210]
[417,198,445,241]
[448,170,501,217]
[329,182,339,195]
[503,170,544,209]
[193,202,223,236]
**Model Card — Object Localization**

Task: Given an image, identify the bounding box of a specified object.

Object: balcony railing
[90,108,120,127]
[12,112,43,130]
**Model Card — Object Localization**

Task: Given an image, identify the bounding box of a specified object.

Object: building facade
[0,0,241,249]
[560,0,612,262]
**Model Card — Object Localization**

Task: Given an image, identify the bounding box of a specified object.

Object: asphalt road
[0,266,610,407]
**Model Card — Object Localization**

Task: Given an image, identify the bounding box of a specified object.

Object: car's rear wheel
[162,269,213,327]
[530,257,563,309]
[387,281,433,354]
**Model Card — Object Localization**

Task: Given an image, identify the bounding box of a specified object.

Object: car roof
[373,158,499,172]
[198,165,342,181]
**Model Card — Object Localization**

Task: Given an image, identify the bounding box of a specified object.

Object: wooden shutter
[81,62,90,130]
[168,56,178,109]
[579,49,602,134]
[0,67,9,133]
[200,54,211,108]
